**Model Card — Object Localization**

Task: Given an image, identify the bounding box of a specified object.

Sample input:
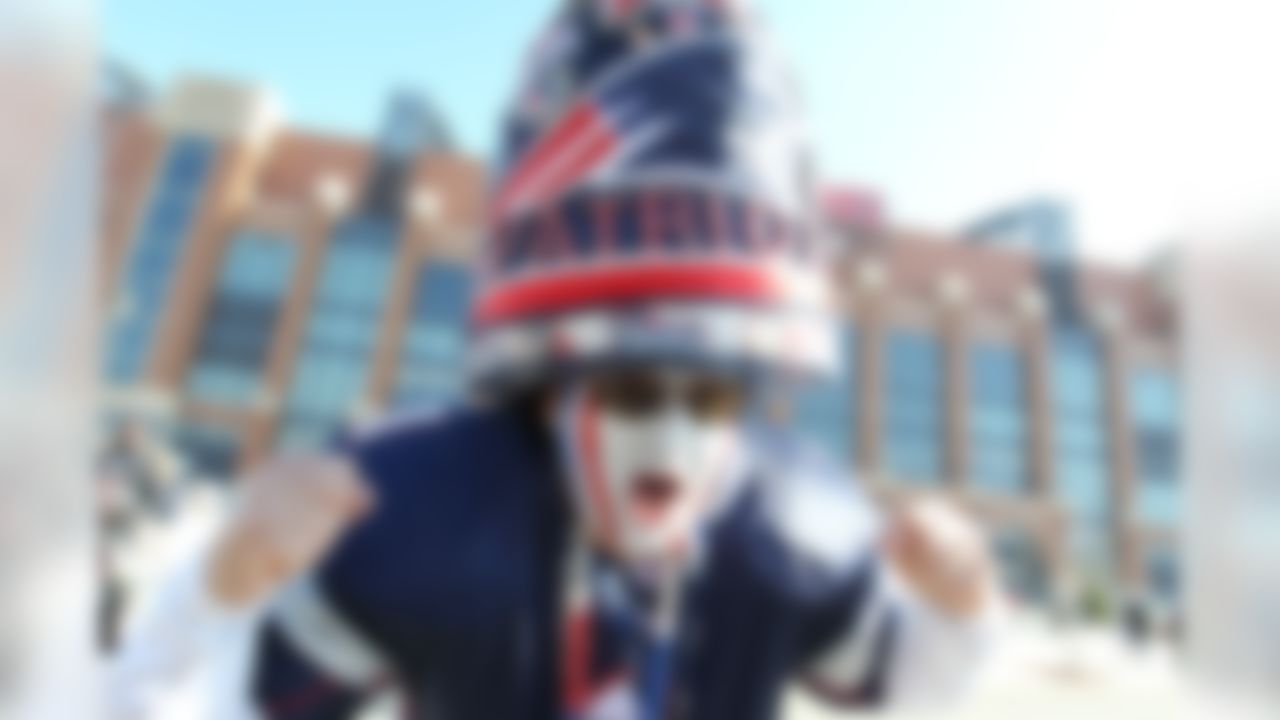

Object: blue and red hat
[469,0,838,390]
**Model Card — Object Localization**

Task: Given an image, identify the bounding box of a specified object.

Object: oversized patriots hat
[469,0,838,390]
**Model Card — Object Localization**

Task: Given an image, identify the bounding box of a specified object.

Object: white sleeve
[805,563,1004,709]
[105,518,269,720]
[882,568,1004,708]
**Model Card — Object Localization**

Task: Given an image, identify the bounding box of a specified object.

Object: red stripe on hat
[475,261,783,325]
[494,101,614,219]
[509,102,598,188]
[528,124,619,214]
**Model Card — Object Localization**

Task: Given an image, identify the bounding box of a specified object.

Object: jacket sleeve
[107,527,387,720]
[106,527,269,720]
[249,573,395,720]
[879,570,1003,707]
[800,550,1004,711]
[756,431,1003,711]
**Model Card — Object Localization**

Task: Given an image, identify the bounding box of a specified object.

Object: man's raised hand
[208,454,373,608]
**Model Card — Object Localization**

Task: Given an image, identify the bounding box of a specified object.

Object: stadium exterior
[100,76,1181,616]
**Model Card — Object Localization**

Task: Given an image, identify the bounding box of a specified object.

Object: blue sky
[106,0,1280,265]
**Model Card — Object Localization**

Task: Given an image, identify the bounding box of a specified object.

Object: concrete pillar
[100,120,167,311]
[146,78,281,391]
[1019,288,1055,500]
[1099,306,1142,593]
[1039,504,1074,612]
[366,226,428,407]
[854,260,887,481]
[147,137,267,389]
[938,273,970,490]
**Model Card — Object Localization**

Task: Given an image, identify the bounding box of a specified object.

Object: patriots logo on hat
[495,37,740,223]
[494,0,783,224]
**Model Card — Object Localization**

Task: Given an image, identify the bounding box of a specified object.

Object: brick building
[100,75,1180,611]
[102,75,484,465]
[804,203,1180,609]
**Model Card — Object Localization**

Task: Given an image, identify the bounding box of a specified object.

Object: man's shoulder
[345,402,514,457]
[733,425,882,578]
[315,402,558,648]
[328,401,557,541]
[340,402,541,482]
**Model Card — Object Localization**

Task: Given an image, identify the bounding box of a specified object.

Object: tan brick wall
[366,226,427,407]
[852,260,886,479]
[146,137,270,389]
[100,112,166,309]
[1101,321,1142,591]
[939,281,970,489]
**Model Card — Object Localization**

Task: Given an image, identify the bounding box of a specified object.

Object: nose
[644,406,699,469]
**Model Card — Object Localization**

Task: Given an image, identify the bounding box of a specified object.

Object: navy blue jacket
[251,404,894,719]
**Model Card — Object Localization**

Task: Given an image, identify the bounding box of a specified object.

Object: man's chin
[617,520,695,566]
[628,496,681,527]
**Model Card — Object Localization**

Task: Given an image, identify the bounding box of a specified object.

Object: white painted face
[554,369,746,569]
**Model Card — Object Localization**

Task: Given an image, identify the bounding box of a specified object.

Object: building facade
[101,75,483,473]
[100,76,1181,612]
[798,201,1182,611]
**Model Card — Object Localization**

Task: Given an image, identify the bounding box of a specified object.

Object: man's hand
[884,496,999,621]
[208,454,374,609]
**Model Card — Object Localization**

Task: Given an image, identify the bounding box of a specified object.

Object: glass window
[1131,366,1180,526]
[991,527,1049,603]
[1052,329,1111,570]
[884,328,943,484]
[392,263,474,411]
[969,340,1029,495]
[106,136,217,382]
[1146,543,1180,602]
[279,217,398,449]
[187,231,296,406]
[791,326,857,462]
[172,421,241,479]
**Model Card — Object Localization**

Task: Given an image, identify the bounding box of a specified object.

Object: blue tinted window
[792,327,857,462]
[1052,329,1111,567]
[969,341,1029,494]
[187,231,296,405]
[393,263,474,410]
[106,136,216,382]
[1146,544,1180,601]
[279,217,397,449]
[991,527,1049,603]
[884,329,943,483]
[1131,366,1180,526]
[173,421,241,478]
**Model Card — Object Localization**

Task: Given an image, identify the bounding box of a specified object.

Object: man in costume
[112,2,1002,717]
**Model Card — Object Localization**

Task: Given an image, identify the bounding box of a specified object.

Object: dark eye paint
[592,371,665,418]
[685,378,744,423]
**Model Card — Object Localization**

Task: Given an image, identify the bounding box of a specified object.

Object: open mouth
[629,472,681,523]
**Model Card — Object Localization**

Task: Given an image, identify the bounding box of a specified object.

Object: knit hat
[469,0,837,390]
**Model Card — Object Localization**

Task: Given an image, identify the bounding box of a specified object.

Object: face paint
[554,370,745,571]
